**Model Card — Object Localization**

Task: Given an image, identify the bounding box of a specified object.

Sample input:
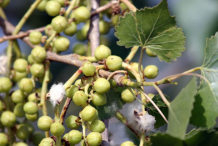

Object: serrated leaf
[115,0,185,62]
[167,77,197,139]
[150,133,183,146]
[92,88,125,120]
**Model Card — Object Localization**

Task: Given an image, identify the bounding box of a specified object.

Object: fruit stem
[138,48,145,80]
[84,84,91,96]
[63,67,82,90]
[60,97,72,124]
[139,134,145,146]
[124,46,139,63]
[44,31,56,49]
[153,83,170,107]
[64,0,77,18]
[54,104,62,146]
[80,113,89,145]
[76,55,97,62]
[107,70,127,81]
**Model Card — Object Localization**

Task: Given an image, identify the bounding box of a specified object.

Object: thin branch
[91,1,118,15]
[60,97,72,124]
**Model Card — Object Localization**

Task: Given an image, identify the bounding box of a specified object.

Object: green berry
[146,48,156,57]
[22,121,34,134]
[30,63,45,77]
[73,91,88,106]
[0,0,10,8]
[51,15,67,33]
[90,120,105,133]
[31,46,46,63]
[74,79,82,86]
[45,1,61,16]
[99,20,110,35]
[25,112,38,121]
[54,36,70,52]
[23,101,38,114]
[144,65,159,79]
[11,89,25,103]
[81,105,98,121]
[64,22,77,36]
[76,30,86,41]
[40,138,55,146]
[82,62,96,76]
[52,0,65,6]
[87,132,102,146]
[111,14,120,26]
[37,116,53,131]
[11,70,27,82]
[0,132,8,146]
[15,142,28,146]
[73,43,86,55]
[128,62,143,79]
[68,130,82,145]
[65,115,79,129]
[92,92,107,106]
[50,122,65,136]
[121,88,136,103]
[94,45,111,61]
[121,141,135,146]
[63,133,69,140]
[32,132,45,146]
[74,6,90,22]
[36,0,47,12]
[27,55,35,64]
[106,55,123,71]
[0,111,16,127]
[94,78,110,94]
[120,3,128,11]
[19,78,34,93]
[28,92,39,102]
[14,58,28,72]
[16,125,30,140]
[0,100,3,112]
[45,24,54,37]
[29,31,42,45]
[66,85,79,98]
[0,77,12,92]
[13,103,25,117]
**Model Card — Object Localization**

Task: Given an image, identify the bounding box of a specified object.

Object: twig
[91,1,119,16]
[120,0,137,12]
[124,46,139,63]
[60,98,72,124]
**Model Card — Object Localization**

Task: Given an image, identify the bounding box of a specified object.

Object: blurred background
[0,0,218,145]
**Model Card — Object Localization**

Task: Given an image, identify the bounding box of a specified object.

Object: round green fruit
[121,88,136,103]
[143,65,159,79]
[51,15,67,33]
[68,130,82,145]
[45,24,54,37]
[82,62,96,76]
[120,3,128,11]
[45,1,61,16]
[74,79,82,86]
[25,112,38,121]
[13,103,25,117]
[66,85,79,98]
[31,46,46,63]
[14,58,28,72]
[30,63,45,77]
[81,105,98,121]
[0,111,16,127]
[37,116,53,131]
[15,142,28,146]
[32,132,45,146]
[92,92,107,106]
[0,0,10,8]
[94,45,111,61]
[90,120,105,133]
[23,101,38,114]
[73,91,88,106]
[106,55,123,71]
[65,115,79,129]
[94,78,110,94]
[16,125,30,140]
[54,36,70,52]
[87,132,102,146]
[36,0,47,12]
[111,14,120,26]
[27,55,35,64]
[52,0,65,6]
[64,22,77,36]
[146,48,156,57]
[121,141,135,146]
[11,89,25,103]
[28,92,39,102]
[0,77,12,92]
[29,31,42,45]
[99,20,110,35]
[0,133,8,146]
[74,6,90,22]
[19,78,34,93]
[40,138,55,146]
[76,30,86,41]
[63,133,69,141]
[11,71,27,82]
[50,122,65,136]
[73,43,86,55]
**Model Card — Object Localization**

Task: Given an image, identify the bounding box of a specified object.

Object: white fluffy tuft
[0,54,7,76]
[49,83,65,107]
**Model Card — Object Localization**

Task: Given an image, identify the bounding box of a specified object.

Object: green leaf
[115,0,185,62]
[150,133,183,146]
[167,77,197,139]
[92,88,125,120]
[147,95,169,128]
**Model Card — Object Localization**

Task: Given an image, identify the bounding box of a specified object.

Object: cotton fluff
[49,83,65,106]
[0,54,7,76]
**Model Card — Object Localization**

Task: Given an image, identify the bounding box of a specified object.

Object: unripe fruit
[63,133,69,140]
[50,122,65,136]
[27,55,35,64]
[54,36,70,52]
[28,92,39,102]
[73,91,88,106]
[0,77,12,92]
[16,125,30,140]
[99,20,110,35]
[74,79,82,86]
[14,58,28,72]
[82,62,96,76]
[64,22,77,36]
[90,120,105,133]
[144,65,159,79]
[25,112,38,121]
[31,46,46,63]
[30,63,45,77]
[111,14,120,26]
[87,132,102,146]
[29,31,42,45]
[40,137,55,145]
[66,115,79,129]
[94,78,110,94]
[0,0,10,8]
[11,71,27,82]
[92,92,107,106]
[146,48,156,57]
[11,90,25,103]
[23,101,38,114]
[37,116,53,131]
[0,100,3,112]
[121,141,135,146]
[106,55,123,71]
[32,132,45,146]
[52,0,65,6]
[68,130,82,145]
[51,16,67,33]
[45,1,61,16]
[19,78,34,93]
[128,62,143,79]
[73,44,86,55]
[121,88,136,103]
[74,6,90,22]
[66,85,79,98]
[81,105,98,121]
[15,142,28,146]
[0,133,8,146]
[0,111,16,127]
[13,103,25,117]
[36,0,47,12]
[120,3,128,11]
[94,45,111,61]
[45,24,54,37]
[76,30,86,41]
